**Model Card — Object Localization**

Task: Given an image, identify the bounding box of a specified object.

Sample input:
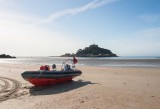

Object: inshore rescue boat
[21,57,82,86]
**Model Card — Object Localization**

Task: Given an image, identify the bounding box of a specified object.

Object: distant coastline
[0,54,16,58]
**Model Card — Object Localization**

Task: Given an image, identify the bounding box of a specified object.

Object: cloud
[109,27,160,56]
[132,27,160,38]
[33,0,119,26]
[139,14,160,22]
[0,11,81,56]
[0,0,119,56]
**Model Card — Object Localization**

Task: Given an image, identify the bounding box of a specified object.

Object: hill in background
[61,44,117,57]
[0,54,16,58]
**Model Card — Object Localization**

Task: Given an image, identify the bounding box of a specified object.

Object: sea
[0,56,160,68]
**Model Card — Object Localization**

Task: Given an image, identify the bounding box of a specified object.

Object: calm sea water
[0,56,160,67]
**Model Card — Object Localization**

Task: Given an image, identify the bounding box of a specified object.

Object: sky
[0,0,160,56]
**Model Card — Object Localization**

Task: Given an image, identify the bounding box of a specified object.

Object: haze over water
[1,56,160,67]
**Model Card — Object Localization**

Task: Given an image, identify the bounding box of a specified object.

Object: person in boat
[52,64,56,71]
[62,56,78,71]
[64,64,71,71]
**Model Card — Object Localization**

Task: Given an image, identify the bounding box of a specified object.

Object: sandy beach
[0,63,160,109]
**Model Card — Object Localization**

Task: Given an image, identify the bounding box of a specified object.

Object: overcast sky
[0,0,160,56]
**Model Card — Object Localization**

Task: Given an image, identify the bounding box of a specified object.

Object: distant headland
[61,44,117,57]
[0,54,16,58]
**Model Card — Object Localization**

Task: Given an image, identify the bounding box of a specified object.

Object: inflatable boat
[21,57,82,86]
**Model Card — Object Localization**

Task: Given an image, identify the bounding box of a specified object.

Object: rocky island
[0,54,16,58]
[61,44,117,57]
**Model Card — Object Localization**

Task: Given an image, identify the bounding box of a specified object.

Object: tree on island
[76,44,117,57]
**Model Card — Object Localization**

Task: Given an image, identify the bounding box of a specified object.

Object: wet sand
[0,63,160,109]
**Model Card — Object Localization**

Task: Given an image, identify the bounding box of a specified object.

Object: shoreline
[0,62,160,68]
[1,62,160,68]
[0,63,160,109]
[1,56,160,68]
